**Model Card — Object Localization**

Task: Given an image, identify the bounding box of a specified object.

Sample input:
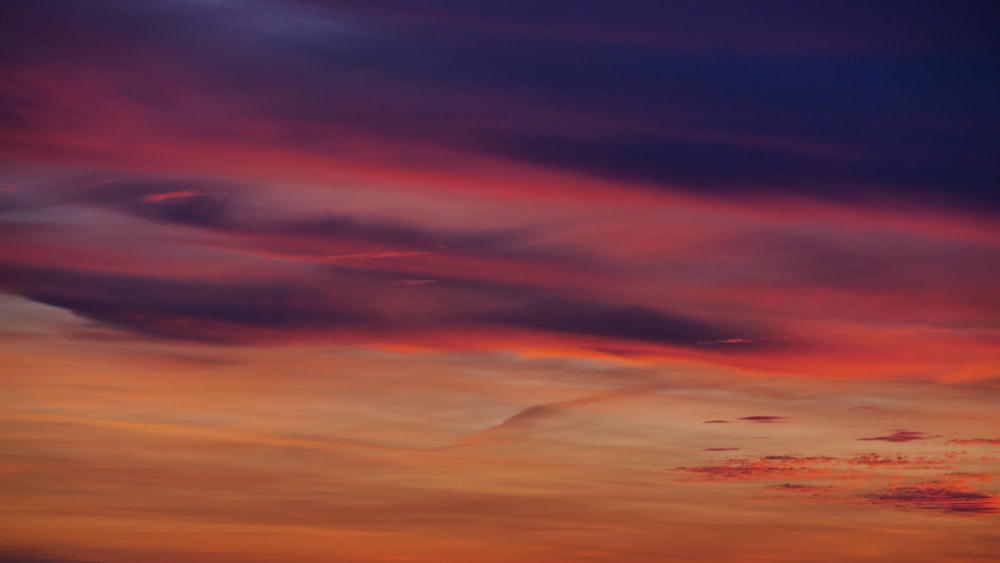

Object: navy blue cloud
[479,298,733,346]
[2,0,997,215]
[0,264,762,349]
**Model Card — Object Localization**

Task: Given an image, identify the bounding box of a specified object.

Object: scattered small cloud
[858,430,936,443]
[845,453,945,468]
[946,438,1000,447]
[674,455,838,482]
[673,450,994,517]
[739,416,788,423]
[704,420,730,424]
[704,447,741,452]
[864,483,999,515]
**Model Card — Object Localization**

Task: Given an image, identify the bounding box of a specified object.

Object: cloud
[483,129,1000,216]
[864,483,999,515]
[453,387,658,447]
[141,189,203,203]
[28,176,613,295]
[300,0,999,54]
[54,177,527,254]
[764,483,833,493]
[946,438,1000,447]
[844,453,946,468]
[675,450,997,516]
[739,416,788,423]
[674,452,950,483]
[704,420,731,424]
[2,0,998,217]
[674,455,838,482]
[0,263,758,352]
[479,298,740,347]
[704,447,741,452]
[0,266,371,342]
[0,548,101,563]
[857,430,936,443]
[0,1,996,382]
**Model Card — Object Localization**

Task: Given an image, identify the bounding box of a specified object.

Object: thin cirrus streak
[1,1,998,562]
[857,430,939,443]
[946,439,1000,447]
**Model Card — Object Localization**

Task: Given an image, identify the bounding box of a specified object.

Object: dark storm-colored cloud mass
[2,0,999,215]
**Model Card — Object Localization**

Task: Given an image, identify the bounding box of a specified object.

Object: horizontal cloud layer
[2,0,999,216]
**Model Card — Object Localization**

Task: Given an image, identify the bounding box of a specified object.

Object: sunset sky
[1,1,999,562]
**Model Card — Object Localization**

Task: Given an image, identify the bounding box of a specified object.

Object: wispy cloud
[739,416,789,423]
[858,430,937,443]
[864,483,999,515]
[674,450,997,517]
[946,438,1000,447]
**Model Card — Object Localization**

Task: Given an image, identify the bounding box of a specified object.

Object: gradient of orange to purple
[1,1,999,562]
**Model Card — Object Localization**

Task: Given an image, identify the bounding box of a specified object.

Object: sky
[0,1,998,561]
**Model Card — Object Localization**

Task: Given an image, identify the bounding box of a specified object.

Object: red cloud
[674,455,838,482]
[142,190,203,203]
[946,438,1000,447]
[673,450,996,517]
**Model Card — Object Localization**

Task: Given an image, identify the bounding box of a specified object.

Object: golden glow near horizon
[2,299,998,562]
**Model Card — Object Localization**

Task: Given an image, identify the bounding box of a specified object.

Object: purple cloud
[864,484,999,515]
[857,430,936,443]
[739,416,789,423]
